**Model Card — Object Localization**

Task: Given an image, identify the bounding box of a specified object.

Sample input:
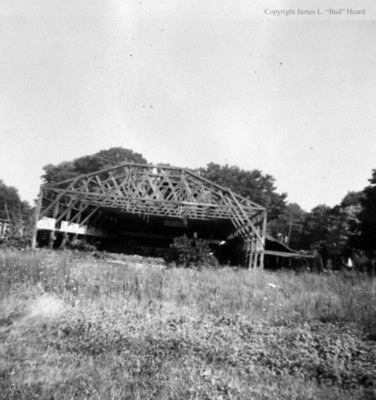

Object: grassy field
[1,249,376,400]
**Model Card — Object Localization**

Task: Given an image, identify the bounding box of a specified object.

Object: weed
[0,249,376,399]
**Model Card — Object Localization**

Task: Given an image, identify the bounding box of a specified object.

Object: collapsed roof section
[33,163,267,268]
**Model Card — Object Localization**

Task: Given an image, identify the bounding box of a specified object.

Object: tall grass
[1,249,374,333]
[1,249,376,400]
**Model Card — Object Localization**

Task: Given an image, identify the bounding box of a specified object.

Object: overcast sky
[1,0,375,211]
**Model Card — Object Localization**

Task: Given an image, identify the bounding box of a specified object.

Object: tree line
[0,180,34,244]
[1,147,375,268]
[198,163,375,269]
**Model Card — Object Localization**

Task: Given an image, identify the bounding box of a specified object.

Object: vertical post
[31,188,43,249]
[1,221,4,238]
[259,210,267,270]
[253,236,258,269]
[59,203,72,249]
[247,239,252,269]
[48,200,59,249]
[72,203,84,242]
[287,214,293,246]
[4,202,11,221]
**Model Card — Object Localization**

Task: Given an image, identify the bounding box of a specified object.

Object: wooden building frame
[33,163,267,268]
[0,218,11,240]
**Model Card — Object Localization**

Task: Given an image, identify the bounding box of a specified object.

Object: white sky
[1,0,375,211]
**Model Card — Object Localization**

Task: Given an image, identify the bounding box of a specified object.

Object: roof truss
[34,163,267,268]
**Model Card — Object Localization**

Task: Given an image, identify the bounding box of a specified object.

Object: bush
[66,238,97,252]
[0,236,31,250]
[166,235,218,268]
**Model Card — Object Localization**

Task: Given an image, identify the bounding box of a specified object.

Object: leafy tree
[356,170,376,250]
[339,191,363,245]
[197,163,287,220]
[0,180,33,241]
[268,202,307,247]
[42,162,77,185]
[292,192,363,267]
[303,205,332,246]
[0,181,20,221]
[341,191,363,209]
[42,147,148,184]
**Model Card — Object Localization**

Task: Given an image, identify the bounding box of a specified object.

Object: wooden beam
[54,196,83,224]
[67,202,93,224]
[59,204,72,249]
[31,188,43,249]
[42,163,184,188]
[227,189,264,246]
[185,169,264,210]
[48,201,59,249]
[259,210,267,270]
[39,176,80,218]
[264,250,314,258]
[79,206,100,226]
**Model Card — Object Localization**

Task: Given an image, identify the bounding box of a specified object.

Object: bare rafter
[35,163,267,268]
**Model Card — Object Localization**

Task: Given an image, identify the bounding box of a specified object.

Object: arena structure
[32,163,271,268]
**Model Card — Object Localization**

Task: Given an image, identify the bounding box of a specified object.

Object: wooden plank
[264,250,314,258]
